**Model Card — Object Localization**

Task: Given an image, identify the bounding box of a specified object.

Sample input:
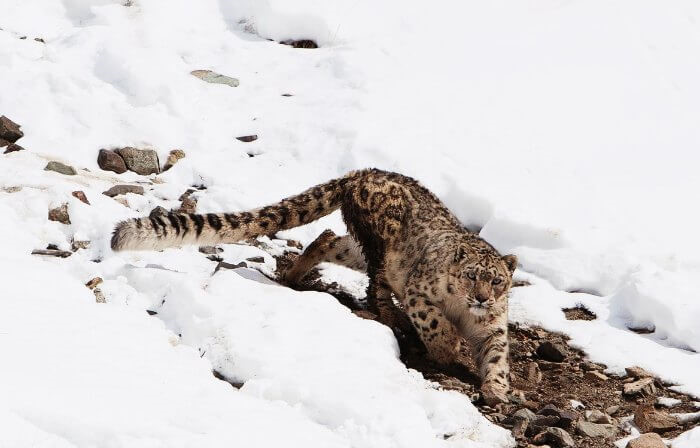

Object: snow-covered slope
[1,0,699,446]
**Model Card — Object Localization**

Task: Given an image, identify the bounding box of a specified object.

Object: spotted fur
[111,169,517,404]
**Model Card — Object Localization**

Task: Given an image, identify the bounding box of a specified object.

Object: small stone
[536,341,568,362]
[191,69,240,87]
[511,417,529,439]
[526,362,542,383]
[513,408,537,422]
[214,261,247,273]
[103,185,145,197]
[48,203,71,224]
[625,366,654,379]
[97,149,127,174]
[280,39,318,49]
[177,196,197,214]
[93,288,106,303]
[576,421,616,438]
[71,190,90,205]
[624,378,656,396]
[627,433,666,448]
[31,249,72,258]
[34,37,45,43]
[115,147,160,175]
[163,149,186,171]
[633,404,678,433]
[246,256,265,263]
[85,277,103,289]
[236,134,258,143]
[585,410,612,424]
[538,404,578,429]
[199,246,222,255]
[606,405,620,415]
[0,116,23,142]
[1,138,24,153]
[585,370,609,381]
[45,161,77,176]
[149,206,168,218]
[581,361,605,371]
[72,239,90,251]
[531,414,560,428]
[532,427,575,447]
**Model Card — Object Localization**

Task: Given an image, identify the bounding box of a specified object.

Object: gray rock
[115,147,160,175]
[48,203,71,224]
[627,433,666,448]
[513,408,537,422]
[625,366,654,379]
[191,69,239,87]
[585,410,612,424]
[246,256,265,263]
[536,341,568,362]
[532,427,575,447]
[606,405,620,415]
[97,148,127,174]
[624,378,656,396]
[45,161,77,176]
[199,246,222,255]
[103,184,145,197]
[538,404,579,428]
[576,421,616,438]
[31,249,72,258]
[163,149,186,171]
[0,115,23,142]
[236,135,258,143]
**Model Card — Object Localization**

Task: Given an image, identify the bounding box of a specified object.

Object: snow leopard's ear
[502,255,518,274]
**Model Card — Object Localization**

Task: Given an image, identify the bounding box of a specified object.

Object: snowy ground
[1,0,699,446]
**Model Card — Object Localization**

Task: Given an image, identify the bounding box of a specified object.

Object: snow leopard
[111,168,517,405]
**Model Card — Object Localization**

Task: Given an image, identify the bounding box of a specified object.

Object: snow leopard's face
[448,246,517,316]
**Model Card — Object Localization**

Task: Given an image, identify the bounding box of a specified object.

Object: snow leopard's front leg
[470,313,510,406]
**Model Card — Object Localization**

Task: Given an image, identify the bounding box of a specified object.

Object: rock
[526,362,542,383]
[214,261,247,273]
[85,277,103,289]
[163,149,186,171]
[246,256,265,263]
[71,190,90,205]
[626,366,654,379]
[191,69,240,87]
[97,148,127,174]
[103,185,145,197]
[236,134,258,143]
[538,404,578,428]
[199,246,222,255]
[177,196,197,213]
[581,361,606,371]
[531,414,560,428]
[93,288,106,303]
[1,138,24,153]
[627,433,665,448]
[31,249,72,258]
[513,408,537,423]
[536,341,567,362]
[44,161,77,176]
[576,421,616,438]
[149,206,168,218]
[624,378,656,396]
[633,404,678,433]
[280,39,318,49]
[115,147,160,175]
[585,370,609,381]
[48,203,71,224]
[72,240,90,250]
[585,410,612,424]
[511,416,529,439]
[532,427,575,447]
[0,116,23,142]
[606,405,620,415]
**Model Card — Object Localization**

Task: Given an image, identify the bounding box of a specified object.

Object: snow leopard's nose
[476,293,488,304]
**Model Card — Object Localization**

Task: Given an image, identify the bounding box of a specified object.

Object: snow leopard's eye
[492,278,502,285]
[467,271,477,280]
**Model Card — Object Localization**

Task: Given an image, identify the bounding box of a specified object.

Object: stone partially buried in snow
[0,115,23,142]
[48,203,71,225]
[1,138,24,153]
[115,147,160,175]
[97,148,127,174]
[633,404,678,433]
[44,161,77,175]
[103,185,145,197]
[627,433,666,448]
[191,69,239,87]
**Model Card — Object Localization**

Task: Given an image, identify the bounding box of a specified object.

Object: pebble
[44,161,77,176]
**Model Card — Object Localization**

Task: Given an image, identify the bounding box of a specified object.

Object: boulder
[536,341,567,362]
[97,149,127,174]
[115,147,160,175]
[0,116,23,142]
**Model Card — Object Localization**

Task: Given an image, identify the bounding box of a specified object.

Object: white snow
[1,0,700,445]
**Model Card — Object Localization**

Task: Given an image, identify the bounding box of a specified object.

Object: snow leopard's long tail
[111,173,355,251]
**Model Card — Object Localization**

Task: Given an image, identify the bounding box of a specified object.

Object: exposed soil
[245,249,700,447]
